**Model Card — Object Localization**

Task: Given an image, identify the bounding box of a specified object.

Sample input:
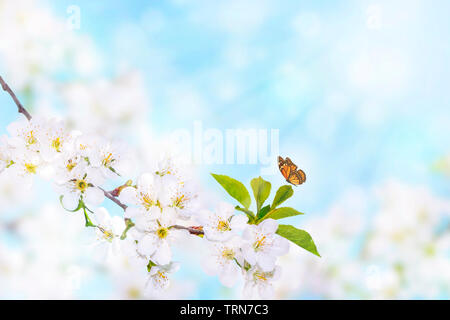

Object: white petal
[152,241,171,265]
[86,167,105,186]
[137,235,157,256]
[241,243,256,265]
[217,202,235,219]
[138,173,155,191]
[243,282,256,299]
[95,207,110,226]
[259,219,278,234]
[258,283,274,299]
[118,187,139,205]
[202,256,219,276]
[61,193,80,211]
[272,236,290,256]
[148,206,162,220]
[242,225,255,240]
[124,206,141,219]
[256,253,276,272]
[219,262,240,287]
[230,214,248,231]
[84,187,105,206]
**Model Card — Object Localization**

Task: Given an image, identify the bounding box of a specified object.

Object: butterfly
[278,156,306,186]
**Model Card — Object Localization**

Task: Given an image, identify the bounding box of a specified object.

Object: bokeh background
[0,0,449,299]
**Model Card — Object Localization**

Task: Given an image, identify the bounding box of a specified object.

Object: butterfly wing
[278,156,291,180]
[287,169,306,186]
[285,157,298,171]
[279,156,306,186]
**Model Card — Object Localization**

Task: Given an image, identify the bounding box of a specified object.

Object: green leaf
[211,173,251,209]
[262,207,303,221]
[235,206,256,223]
[271,185,294,209]
[250,176,271,213]
[257,205,271,220]
[276,224,320,257]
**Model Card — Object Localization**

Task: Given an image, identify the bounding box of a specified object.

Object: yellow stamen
[102,152,113,167]
[254,271,268,281]
[254,236,266,251]
[141,193,154,210]
[217,219,231,232]
[221,248,235,260]
[24,163,37,174]
[26,131,37,146]
[173,194,188,209]
[75,179,88,192]
[156,227,169,239]
[66,160,77,171]
[51,137,62,152]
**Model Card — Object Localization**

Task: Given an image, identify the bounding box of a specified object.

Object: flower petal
[84,187,105,206]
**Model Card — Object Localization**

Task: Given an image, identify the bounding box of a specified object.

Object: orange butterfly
[278,156,306,186]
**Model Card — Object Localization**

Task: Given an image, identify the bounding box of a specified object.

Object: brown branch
[0,75,204,237]
[171,224,204,236]
[0,76,32,121]
[98,186,128,211]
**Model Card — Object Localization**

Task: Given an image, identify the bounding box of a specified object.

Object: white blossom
[55,163,105,210]
[199,202,248,241]
[241,219,289,272]
[203,237,243,287]
[243,266,282,299]
[145,262,180,294]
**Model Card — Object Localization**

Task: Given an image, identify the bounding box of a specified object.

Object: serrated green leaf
[235,205,256,223]
[257,204,271,219]
[271,185,294,209]
[261,207,303,221]
[211,173,251,209]
[250,176,271,213]
[276,224,320,257]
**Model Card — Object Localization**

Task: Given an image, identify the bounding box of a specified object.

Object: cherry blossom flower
[241,219,289,272]
[133,215,183,265]
[243,266,282,299]
[55,163,105,210]
[145,262,180,294]
[202,237,244,287]
[199,202,248,241]
[91,207,126,261]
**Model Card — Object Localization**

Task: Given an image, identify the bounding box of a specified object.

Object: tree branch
[98,186,128,211]
[98,186,204,235]
[171,224,204,236]
[0,75,205,237]
[0,76,32,121]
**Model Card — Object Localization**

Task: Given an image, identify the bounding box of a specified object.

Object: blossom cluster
[0,115,292,298]
[274,181,450,299]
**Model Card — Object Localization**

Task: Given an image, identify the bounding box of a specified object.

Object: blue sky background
[0,0,449,299]
[46,0,450,210]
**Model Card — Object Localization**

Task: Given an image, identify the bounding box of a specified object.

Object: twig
[98,186,128,211]
[171,224,204,236]
[0,76,32,121]
[0,75,205,237]
[101,186,205,235]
